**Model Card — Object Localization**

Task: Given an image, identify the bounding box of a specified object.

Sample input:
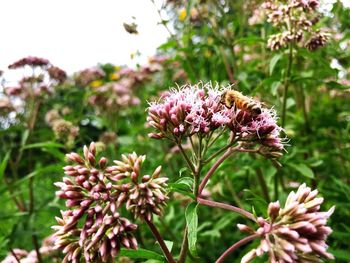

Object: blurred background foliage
[0,0,349,262]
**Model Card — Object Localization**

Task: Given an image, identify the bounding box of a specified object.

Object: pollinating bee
[123,22,138,34]
[220,89,262,115]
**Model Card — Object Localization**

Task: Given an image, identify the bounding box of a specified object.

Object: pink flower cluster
[262,0,330,51]
[8,56,50,69]
[88,82,141,113]
[238,184,334,262]
[53,143,169,262]
[147,83,284,155]
[147,83,232,139]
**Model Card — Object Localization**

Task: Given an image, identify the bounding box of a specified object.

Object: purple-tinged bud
[66,153,85,164]
[99,157,107,170]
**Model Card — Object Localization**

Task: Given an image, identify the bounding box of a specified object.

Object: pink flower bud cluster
[262,0,329,51]
[238,184,334,263]
[2,236,57,263]
[48,66,67,84]
[8,56,50,69]
[88,82,140,114]
[108,153,169,221]
[229,107,284,157]
[75,67,106,87]
[53,143,169,262]
[147,83,232,139]
[3,57,67,107]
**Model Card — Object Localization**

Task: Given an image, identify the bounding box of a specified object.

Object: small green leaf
[168,177,195,199]
[288,163,314,179]
[21,129,30,147]
[21,141,64,150]
[0,151,10,182]
[119,248,164,260]
[164,240,174,252]
[269,53,283,75]
[185,202,198,257]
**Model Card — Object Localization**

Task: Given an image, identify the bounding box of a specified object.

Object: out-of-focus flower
[238,184,334,262]
[45,109,61,126]
[52,119,75,139]
[99,131,117,146]
[75,67,105,87]
[1,236,58,263]
[0,97,15,115]
[305,31,330,51]
[8,56,50,69]
[178,8,187,21]
[88,82,140,113]
[48,66,67,84]
[263,0,329,51]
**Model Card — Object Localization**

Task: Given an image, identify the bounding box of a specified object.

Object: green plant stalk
[281,42,294,128]
[177,228,188,263]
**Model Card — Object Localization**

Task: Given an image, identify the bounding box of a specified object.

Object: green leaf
[168,177,195,199]
[119,248,164,261]
[328,249,350,261]
[21,129,30,147]
[326,81,348,90]
[288,163,314,179]
[269,53,283,75]
[0,151,10,182]
[185,202,198,257]
[21,141,64,150]
[164,240,174,252]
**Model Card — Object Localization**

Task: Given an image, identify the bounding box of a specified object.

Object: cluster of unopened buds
[238,184,334,263]
[258,0,330,51]
[52,142,168,262]
[147,83,284,158]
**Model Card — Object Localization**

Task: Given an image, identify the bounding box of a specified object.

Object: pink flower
[239,184,334,262]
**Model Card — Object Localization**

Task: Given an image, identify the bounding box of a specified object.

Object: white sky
[0,0,170,74]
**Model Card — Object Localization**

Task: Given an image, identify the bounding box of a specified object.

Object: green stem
[281,43,294,128]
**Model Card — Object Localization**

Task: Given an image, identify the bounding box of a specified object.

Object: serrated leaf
[185,202,198,257]
[119,248,164,260]
[288,163,314,179]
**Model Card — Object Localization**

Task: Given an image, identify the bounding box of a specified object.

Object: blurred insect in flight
[220,88,262,116]
[123,22,138,34]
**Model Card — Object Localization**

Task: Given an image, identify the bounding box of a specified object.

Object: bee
[220,89,262,115]
[123,22,138,34]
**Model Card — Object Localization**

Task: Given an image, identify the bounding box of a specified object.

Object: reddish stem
[215,233,260,263]
[198,146,237,195]
[144,219,176,263]
[197,197,256,222]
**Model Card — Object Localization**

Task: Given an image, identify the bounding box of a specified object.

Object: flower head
[107,153,169,221]
[239,184,334,262]
[8,56,50,69]
[147,83,231,139]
